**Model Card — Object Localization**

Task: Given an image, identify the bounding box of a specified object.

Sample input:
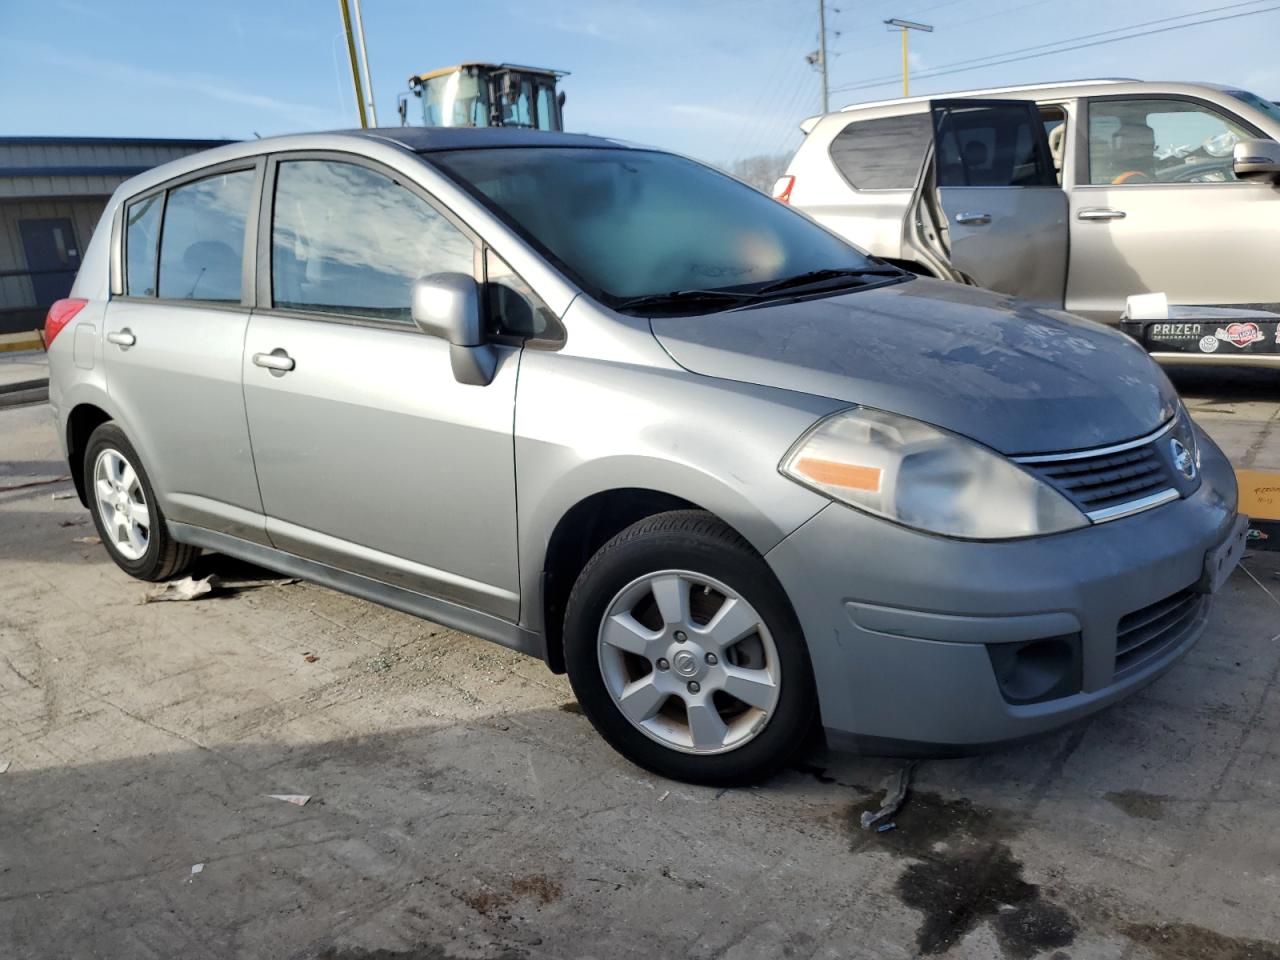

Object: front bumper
[765,433,1241,752]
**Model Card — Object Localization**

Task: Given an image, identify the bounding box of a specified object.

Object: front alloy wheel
[598,570,781,755]
[563,510,816,785]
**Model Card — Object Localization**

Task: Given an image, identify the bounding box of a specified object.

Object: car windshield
[428,147,884,312]
[1226,89,1280,127]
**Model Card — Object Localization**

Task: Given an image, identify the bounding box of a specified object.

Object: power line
[829,2,1280,94]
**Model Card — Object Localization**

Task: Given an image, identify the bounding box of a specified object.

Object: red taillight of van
[44,298,88,346]
[772,176,796,204]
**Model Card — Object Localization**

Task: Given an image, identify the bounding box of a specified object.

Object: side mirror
[411,273,496,386]
[1233,139,1280,181]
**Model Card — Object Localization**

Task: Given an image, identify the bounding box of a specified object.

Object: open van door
[906,99,1068,307]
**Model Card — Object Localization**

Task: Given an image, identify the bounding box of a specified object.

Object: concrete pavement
[2,398,1279,960]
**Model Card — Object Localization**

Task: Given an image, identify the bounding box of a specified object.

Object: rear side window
[157,170,254,301]
[828,114,931,190]
[271,159,474,323]
[124,194,161,296]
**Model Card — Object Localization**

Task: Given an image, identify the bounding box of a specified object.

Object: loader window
[828,114,932,190]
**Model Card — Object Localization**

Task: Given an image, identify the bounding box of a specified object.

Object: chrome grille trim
[1012,417,1175,464]
[1085,488,1179,523]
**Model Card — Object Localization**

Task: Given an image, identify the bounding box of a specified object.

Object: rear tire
[84,423,198,582]
[563,510,816,785]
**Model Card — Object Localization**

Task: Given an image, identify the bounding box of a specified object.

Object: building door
[18,218,81,307]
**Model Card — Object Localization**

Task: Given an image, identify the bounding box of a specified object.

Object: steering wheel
[1111,171,1153,184]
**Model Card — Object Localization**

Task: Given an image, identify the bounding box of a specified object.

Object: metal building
[0,136,229,336]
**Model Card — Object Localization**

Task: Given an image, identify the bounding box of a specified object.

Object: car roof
[348,126,623,152]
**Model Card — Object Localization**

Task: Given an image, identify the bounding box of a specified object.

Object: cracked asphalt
[2,364,1279,960]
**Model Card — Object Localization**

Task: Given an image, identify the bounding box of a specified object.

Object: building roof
[0,136,235,200]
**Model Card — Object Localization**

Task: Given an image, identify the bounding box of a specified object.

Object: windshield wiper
[613,288,764,314]
[753,266,903,295]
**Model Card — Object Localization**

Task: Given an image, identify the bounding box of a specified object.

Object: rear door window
[270,159,474,323]
[828,114,932,189]
[157,169,254,302]
[931,100,1058,187]
[124,193,162,296]
[1087,98,1253,185]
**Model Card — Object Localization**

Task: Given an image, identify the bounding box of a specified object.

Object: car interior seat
[1108,121,1157,183]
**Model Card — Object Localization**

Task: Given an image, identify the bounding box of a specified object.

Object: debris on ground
[50,491,76,500]
[266,794,311,806]
[221,576,299,590]
[0,759,10,774]
[860,761,918,831]
[58,519,85,527]
[303,653,318,663]
[658,790,670,802]
[877,822,897,833]
[0,475,71,493]
[190,863,204,877]
[72,535,100,545]
[367,654,393,673]
[142,575,222,603]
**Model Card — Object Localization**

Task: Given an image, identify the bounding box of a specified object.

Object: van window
[1088,99,1252,185]
[828,114,931,189]
[125,193,162,296]
[157,170,254,302]
[271,159,474,323]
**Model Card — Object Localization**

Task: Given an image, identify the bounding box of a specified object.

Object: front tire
[84,423,198,581]
[563,511,816,785]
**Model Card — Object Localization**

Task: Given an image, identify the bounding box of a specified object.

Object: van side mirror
[411,273,496,386]
[1233,139,1280,182]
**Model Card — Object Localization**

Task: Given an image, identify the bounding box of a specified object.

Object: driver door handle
[253,350,295,372]
[106,329,135,347]
[1078,207,1127,221]
[954,211,992,225]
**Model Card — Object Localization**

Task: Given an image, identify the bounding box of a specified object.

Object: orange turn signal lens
[794,457,882,492]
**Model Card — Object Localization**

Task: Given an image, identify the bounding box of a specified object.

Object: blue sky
[1,0,1277,164]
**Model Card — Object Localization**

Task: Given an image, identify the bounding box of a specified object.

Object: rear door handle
[253,350,295,373]
[1078,207,1127,221]
[106,329,135,347]
[954,211,992,225]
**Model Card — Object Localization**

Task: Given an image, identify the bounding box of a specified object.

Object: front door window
[1087,99,1252,185]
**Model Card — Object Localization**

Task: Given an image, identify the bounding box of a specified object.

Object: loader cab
[398,63,567,131]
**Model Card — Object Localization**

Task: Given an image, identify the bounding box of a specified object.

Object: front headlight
[780,407,1088,540]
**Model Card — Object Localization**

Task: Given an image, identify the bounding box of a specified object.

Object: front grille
[1017,433,1176,518]
[1114,585,1206,676]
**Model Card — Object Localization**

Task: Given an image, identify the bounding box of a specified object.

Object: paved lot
[2,370,1279,960]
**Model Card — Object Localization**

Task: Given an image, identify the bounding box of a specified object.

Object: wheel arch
[65,402,114,507]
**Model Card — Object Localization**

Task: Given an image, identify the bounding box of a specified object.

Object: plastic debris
[0,759,10,774]
[877,822,897,833]
[190,863,204,876]
[658,790,670,802]
[266,794,311,806]
[73,535,101,545]
[142,575,221,603]
[51,491,77,500]
[860,761,917,831]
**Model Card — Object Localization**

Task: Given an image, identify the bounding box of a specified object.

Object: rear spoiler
[799,115,822,135]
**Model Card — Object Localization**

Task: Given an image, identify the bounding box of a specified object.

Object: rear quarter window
[828,114,932,190]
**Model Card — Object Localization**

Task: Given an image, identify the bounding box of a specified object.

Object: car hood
[650,278,1177,455]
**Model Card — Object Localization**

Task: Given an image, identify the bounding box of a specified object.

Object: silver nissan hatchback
[46,128,1246,784]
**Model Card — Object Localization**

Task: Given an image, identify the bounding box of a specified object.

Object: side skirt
[168,522,546,662]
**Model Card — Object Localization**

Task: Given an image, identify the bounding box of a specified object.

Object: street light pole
[338,0,368,128]
[818,0,829,114]
[350,0,379,127]
[884,19,933,98]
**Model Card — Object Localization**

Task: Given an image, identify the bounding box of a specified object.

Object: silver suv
[779,80,1280,363]
[47,128,1246,784]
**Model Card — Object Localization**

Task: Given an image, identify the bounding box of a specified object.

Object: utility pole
[884,19,933,98]
[818,0,829,114]
[338,0,368,128]
[351,0,379,126]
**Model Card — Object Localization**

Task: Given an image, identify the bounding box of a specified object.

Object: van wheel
[84,423,198,581]
[563,511,816,785]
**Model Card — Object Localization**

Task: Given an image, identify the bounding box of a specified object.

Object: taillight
[772,175,796,204]
[44,298,88,346]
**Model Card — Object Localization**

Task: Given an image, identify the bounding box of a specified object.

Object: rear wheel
[84,423,198,581]
[563,511,816,785]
